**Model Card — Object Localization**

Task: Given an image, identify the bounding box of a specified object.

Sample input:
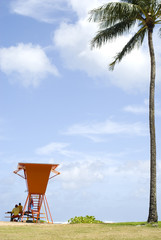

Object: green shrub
[68,215,103,224]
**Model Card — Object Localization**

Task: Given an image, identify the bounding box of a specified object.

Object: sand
[0,221,38,226]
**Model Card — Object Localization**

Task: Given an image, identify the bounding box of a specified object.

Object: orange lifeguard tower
[14,163,60,223]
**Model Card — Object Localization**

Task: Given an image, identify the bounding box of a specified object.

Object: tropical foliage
[68,215,103,224]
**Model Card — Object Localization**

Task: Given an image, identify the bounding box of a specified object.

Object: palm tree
[89,0,161,223]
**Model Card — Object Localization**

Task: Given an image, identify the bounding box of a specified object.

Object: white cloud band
[0,43,59,87]
[63,119,148,141]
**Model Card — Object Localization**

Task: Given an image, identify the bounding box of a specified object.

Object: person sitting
[11,204,20,222]
[18,203,23,215]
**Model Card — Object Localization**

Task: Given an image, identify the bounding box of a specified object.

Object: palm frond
[89,2,142,26]
[121,0,159,16]
[89,0,161,71]
[136,0,160,16]
[109,27,147,70]
[153,3,161,18]
[91,20,136,49]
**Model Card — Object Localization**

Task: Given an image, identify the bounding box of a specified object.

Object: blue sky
[1,0,161,223]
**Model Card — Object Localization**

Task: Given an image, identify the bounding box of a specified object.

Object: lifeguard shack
[13,162,60,223]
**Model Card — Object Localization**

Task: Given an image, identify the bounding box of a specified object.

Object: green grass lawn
[1,222,161,240]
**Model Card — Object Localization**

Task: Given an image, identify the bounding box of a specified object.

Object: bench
[5,211,44,222]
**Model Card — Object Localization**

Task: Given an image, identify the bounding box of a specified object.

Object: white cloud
[54,1,161,92]
[63,119,148,141]
[124,99,161,116]
[124,103,148,115]
[61,159,104,189]
[60,156,150,190]
[35,142,70,156]
[53,6,150,92]
[10,0,107,22]
[10,0,161,92]
[53,19,113,77]
[124,105,147,114]
[69,0,107,18]
[0,43,59,87]
[10,0,72,23]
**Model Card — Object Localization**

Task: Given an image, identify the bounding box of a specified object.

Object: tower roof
[14,163,60,194]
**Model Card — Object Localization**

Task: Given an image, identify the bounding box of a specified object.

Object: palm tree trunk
[147,29,158,223]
